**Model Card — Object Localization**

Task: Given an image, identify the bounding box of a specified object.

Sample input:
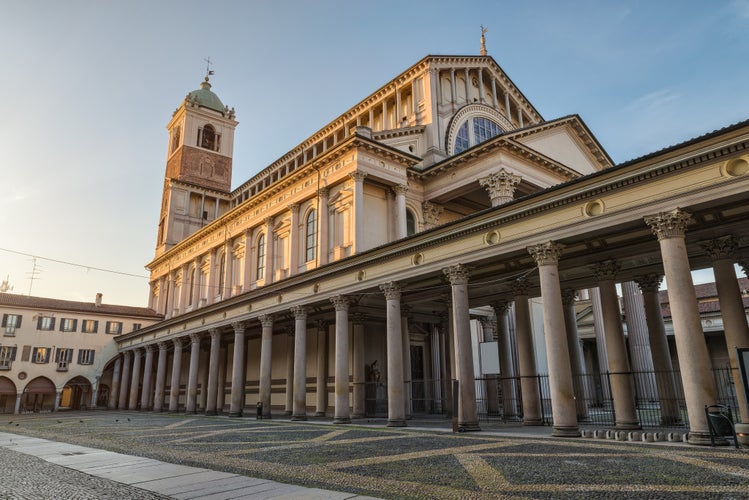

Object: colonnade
[112,208,749,445]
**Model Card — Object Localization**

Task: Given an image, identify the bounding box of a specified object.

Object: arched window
[257,234,265,280]
[453,116,503,154]
[406,209,417,236]
[305,209,317,262]
[199,124,220,152]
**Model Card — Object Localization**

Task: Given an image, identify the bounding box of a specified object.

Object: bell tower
[155,76,239,257]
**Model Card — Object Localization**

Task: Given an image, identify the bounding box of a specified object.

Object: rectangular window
[59,318,77,332]
[105,321,122,334]
[32,347,51,364]
[37,316,56,331]
[81,320,98,334]
[2,313,22,336]
[55,347,73,371]
[132,323,142,332]
[0,346,17,370]
[77,349,95,365]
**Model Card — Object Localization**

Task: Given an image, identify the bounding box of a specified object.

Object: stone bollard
[606,430,616,439]
[594,430,607,439]
[654,432,667,441]
[642,432,655,442]
[668,432,683,442]
[616,431,628,441]
[582,429,594,438]
[628,431,642,442]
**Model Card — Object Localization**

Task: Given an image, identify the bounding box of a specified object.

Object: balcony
[4,326,15,337]
[56,361,69,372]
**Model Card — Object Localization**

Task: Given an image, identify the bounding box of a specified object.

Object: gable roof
[0,293,162,319]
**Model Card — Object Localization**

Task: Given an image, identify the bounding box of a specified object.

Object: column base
[314,412,326,417]
[522,418,544,426]
[291,414,307,421]
[205,410,218,416]
[352,413,365,419]
[333,417,351,424]
[387,419,407,427]
[458,422,481,432]
[552,425,581,437]
[228,412,242,418]
[687,431,724,446]
[614,421,642,430]
[282,411,292,416]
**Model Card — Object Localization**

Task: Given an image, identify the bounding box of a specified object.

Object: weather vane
[204,56,215,78]
[480,25,488,56]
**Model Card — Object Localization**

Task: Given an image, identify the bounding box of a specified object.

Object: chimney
[95,293,103,307]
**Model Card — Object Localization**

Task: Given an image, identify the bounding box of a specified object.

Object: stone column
[315,321,329,416]
[393,184,408,240]
[205,329,222,415]
[493,301,518,418]
[53,390,62,412]
[479,168,521,207]
[318,187,329,265]
[128,348,142,410]
[229,322,246,417]
[292,306,308,420]
[153,342,168,412]
[511,278,542,425]
[444,264,480,431]
[217,345,227,411]
[438,314,450,415]
[480,317,499,415]
[140,345,154,411]
[350,172,367,252]
[528,242,580,437]
[592,260,640,430]
[352,313,366,418]
[561,290,589,421]
[380,281,406,426]
[645,208,717,445]
[14,393,22,415]
[401,306,413,419]
[109,356,122,410]
[288,204,300,276]
[331,295,351,424]
[258,314,274,418]
[284,328,294,415]
[621,281,657,401]
[702,235,749,422]
[185,333,202,414]
[634,273,681,425]
[168,338,184,412]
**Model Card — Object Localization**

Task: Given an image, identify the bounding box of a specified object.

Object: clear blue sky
[1,1,747,306]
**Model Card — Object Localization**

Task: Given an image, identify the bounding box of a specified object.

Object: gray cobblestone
[0,447,169,500]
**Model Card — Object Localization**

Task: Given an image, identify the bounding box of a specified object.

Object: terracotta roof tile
[0,293,162,319]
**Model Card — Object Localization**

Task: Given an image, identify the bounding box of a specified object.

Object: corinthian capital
[330,295,350,311]
[700,235,738,262]
[634,273,663,294]
[644,208,693,240]
[479,168,521,206]
[527,241,564,266]
[380,281,402,300]
[591,260,620,282]
[259,314,274,328]
[443,264,470,285]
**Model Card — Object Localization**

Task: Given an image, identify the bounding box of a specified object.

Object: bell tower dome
[155,76,239,257]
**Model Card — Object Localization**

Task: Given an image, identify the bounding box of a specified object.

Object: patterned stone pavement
[1,411,749,499]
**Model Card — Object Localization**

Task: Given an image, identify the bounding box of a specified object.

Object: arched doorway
[0,376,16,413]
[22,376,55,412]
[61,376,92,410]
[96,384,110,409]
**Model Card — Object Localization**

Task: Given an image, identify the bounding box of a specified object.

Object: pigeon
[6,421,12,425]
[127,418,131,422]
[79,420,84,423]
[115,419,119,422]
[15,423,19,426]
[57,420,63,424]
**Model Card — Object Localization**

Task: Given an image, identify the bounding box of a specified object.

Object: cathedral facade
[106,52,749,445]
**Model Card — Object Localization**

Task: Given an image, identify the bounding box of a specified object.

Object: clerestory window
[453,117,503,154]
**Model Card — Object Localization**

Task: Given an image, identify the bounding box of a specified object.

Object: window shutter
[32,347,38,361]
[16,316,21,328]
[60,319,65,331]
[90,350,95,364]
[37,317,43,330]
[55,348,61,362]
[77,350,83,364]
[44,349,50,363]
[21,345,31,362]
[72,319,77,332]
[93,320,99,333]
[10,347,16,361]
[1,314,7,327]
[105,322,111,334]
[66,349,73,362]
[50,318,56,330]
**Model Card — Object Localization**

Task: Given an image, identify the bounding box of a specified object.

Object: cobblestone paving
[0,446,169,500]
[2,411,749,499]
